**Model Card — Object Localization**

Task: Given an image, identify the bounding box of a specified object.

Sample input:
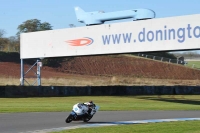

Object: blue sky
[0,0,200,38]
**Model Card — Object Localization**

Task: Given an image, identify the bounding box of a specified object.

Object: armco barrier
[0,86,199,97]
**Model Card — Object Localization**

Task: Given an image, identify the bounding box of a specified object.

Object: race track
[0,111,200,133]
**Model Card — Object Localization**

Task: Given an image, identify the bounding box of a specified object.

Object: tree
[8,36,19,52]
[0,29,8,51]
[0,29,6,38]
[16,19,53,36]
[0,38,8,51]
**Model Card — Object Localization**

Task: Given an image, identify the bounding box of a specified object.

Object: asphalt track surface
[0,111,200,133]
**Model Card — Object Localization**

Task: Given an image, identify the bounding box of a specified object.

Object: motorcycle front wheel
[65,115,73,123]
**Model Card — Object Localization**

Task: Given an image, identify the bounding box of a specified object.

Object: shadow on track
[136,96,200,106]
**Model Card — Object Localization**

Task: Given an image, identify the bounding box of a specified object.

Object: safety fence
[0,86,200,97]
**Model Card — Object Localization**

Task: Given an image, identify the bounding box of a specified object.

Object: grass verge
[186,61,200,69]
[51,121,200,133]
[0,95,200,113]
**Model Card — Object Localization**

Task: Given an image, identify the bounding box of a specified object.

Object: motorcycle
[65,103,99,123]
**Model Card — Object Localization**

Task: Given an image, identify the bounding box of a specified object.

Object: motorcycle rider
[66,101,98,123]
[83,101,96,116]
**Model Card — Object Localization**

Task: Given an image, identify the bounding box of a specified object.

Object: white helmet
[84,101,94,107]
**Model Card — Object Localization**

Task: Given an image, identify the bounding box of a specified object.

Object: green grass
[51,121,200,133]
[1,96,199,133]
[186,61,200,69]
[0,95,200,113]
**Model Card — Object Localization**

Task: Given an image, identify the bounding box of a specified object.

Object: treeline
[0,19,52,53]
[173,51,200,59]
[0,29,19,52]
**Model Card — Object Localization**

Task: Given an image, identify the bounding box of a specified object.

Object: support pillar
[37,60,42,86]
[20,59,24,86]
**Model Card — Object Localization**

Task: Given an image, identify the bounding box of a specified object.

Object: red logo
[66,37,93,46]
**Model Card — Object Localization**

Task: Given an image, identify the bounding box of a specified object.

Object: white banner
[20,14,200,59]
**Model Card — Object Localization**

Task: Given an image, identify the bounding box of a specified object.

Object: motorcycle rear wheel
[83,115,93,122]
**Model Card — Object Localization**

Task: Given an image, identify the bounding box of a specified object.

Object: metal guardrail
[137,53,186,65]
[137,53,200,70]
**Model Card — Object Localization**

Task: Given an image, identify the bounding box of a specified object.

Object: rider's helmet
[85,101,94,107]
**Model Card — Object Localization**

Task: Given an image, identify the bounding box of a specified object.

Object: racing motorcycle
[65,103,99,123]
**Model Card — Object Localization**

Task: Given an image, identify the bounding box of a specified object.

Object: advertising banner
[20,14,200,59]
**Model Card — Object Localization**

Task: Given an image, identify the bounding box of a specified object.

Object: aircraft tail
[74,6,85,19]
